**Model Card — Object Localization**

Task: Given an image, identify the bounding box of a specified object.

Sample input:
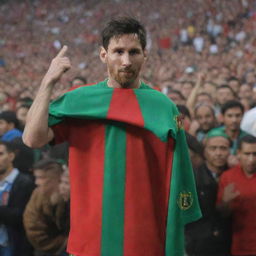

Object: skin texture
[100,34,146,89]
[195,105,216,132]
[0,144,15,181]
[204,136,230,174]
[223,107,243,133]
[238,142,256,176]
[216,88,235,106]
[0,120,13,136]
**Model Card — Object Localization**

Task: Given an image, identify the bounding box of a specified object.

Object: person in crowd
[210,100,247,156]
[217,135,256,256]
[16,105,30,131]
[189,103,217,142]
[186,130,232,256]
[22,17,200,256]
[0,111,22,142]
[23,158,69,256]
[0,141,34,256]
[215,85,237,116]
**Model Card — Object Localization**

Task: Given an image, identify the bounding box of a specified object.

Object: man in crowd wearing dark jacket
[0,141,34,256]
[186,130,232,256]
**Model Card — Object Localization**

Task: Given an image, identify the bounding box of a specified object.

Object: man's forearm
[23,45,71,148]
[23,79,54,148]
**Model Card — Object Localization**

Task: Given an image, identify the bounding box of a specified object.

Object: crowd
[1,0,256,255]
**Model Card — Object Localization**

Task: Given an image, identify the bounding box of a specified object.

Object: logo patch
[174,114,184,130]
[177,191,193,210]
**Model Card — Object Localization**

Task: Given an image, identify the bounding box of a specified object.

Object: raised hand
[43,45,71,86]
[222,183,240,204]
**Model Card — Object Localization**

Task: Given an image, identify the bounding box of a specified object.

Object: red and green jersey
[49,80,201,256]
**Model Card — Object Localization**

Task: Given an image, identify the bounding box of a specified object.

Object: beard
[109,66,139,88]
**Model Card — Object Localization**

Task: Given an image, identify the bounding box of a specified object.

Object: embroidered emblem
[177,191,193,210]
[174,114,184,130]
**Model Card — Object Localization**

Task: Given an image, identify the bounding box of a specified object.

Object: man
[186,130,232,256]
[0,111,22,142]
[0,141,34,256]
[217,135,256,256]
[190,103,217,142]
[210,100,247,158]
[23,17,201,256]
[23,158,68,256]
[215,85,236,116]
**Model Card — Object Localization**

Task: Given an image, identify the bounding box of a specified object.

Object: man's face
[204,137,230,169]
[0,120,11,136]
[216,88,235,105]
[195,105,215,132]
[0,145,14,176]
[100,34,146,88]
[181,82,193,98]
[228,80,240,94]
[223,107,243,132]
[238,142,256,175]
[33,169,47,187]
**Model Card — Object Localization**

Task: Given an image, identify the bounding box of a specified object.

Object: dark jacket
[0,172,35,256]
[185,164,232,256]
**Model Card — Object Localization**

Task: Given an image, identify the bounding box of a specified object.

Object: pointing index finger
[56,45,68,58]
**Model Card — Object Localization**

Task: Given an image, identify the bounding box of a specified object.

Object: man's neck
[206,162,224,176]
[225,128,239,140]
[0,166,14,182]
[107,78,141,89]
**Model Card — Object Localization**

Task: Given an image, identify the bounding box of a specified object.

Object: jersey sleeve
[50,121,69,145]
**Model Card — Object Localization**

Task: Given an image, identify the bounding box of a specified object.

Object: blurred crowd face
[228,80,240,94]
[33,169,47,187]
[0,120,12,136]
[202,83,216,99]
[216,87,235,106]
[100,34,146,89]
[181,82,193,99]
[238,142,256,176]
[167,92,185,105]
[204,137,230,170]
[195,105,216,132]
[0,144,14,179]
[239,84,252,100]
[223,107,243,132]
[16,106,29,126]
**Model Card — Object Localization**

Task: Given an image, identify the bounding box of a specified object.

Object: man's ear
[100,46,107,63]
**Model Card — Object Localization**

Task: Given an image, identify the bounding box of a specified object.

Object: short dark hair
[0,141,15,153]
[167,89,185,100]
[221,100,244,115]
[217,85,236,97]
[101,17,147,50]
[33,158,63,174]
[0,111,19,128]
[237,135,256,150]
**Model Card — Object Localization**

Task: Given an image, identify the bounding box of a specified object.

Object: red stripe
[124,126,174,256]
[107,89,144,127]
[67,119,105,255]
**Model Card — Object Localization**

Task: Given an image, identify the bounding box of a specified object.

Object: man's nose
[122,53,131,66]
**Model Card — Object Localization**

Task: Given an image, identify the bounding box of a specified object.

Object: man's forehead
[240,142,256,151]
[108,34,141,47]
[206,136,230,146]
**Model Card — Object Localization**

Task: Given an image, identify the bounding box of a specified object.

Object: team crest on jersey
[174,114,184,130]
[177,191,193,210]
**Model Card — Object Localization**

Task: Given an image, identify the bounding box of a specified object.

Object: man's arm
[23,46,71,148]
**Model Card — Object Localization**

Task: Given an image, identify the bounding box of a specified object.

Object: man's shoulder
[13,173,34,188]
[220,165,241,180]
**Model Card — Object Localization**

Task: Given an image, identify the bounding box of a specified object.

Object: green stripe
[134,88,177,142]
[101,122,126,256]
